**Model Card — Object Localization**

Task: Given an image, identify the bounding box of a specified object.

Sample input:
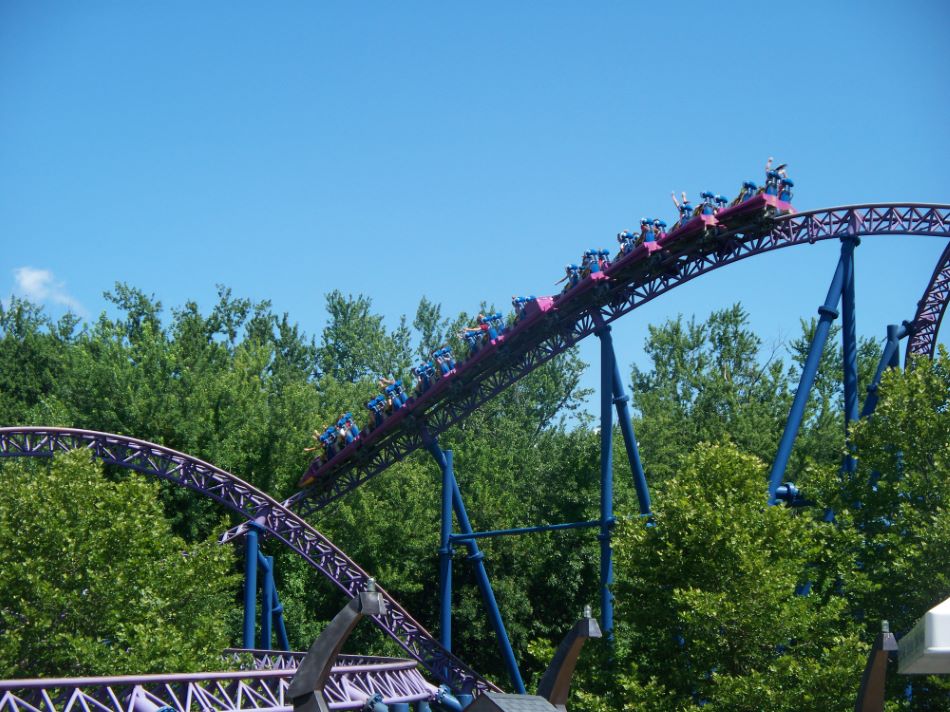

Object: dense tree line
[0,287,946,709]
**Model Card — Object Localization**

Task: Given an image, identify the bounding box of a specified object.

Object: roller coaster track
[259,203,950,522]
[906,241,950,361]
[0,655,435,712]
[0,427,496,695]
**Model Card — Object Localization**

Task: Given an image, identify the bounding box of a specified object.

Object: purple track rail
[906,241,950,361]
[0,655,435,712]
[247,203,950,523]
[0,427,496,695]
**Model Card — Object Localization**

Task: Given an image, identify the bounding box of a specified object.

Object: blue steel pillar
[768,239,854,503]
[423,438,526,694]
[243,527,259,649]
[593,311,651,515]
[841,237,860,474]
[595,319,615,636]
[439,450,454,651]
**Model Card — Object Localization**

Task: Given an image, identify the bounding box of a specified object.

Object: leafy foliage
[575,444,866,711]
[0,451,238,676]
[1,287,945,710]
[805,349,950,709]
[631,304,881,485]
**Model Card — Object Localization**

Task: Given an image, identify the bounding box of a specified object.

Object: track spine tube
[243,527,259,649]
[424,439,525,693]
[767,241,851,503]
[596,319,615,636]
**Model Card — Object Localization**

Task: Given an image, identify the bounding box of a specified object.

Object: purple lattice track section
[0,656,436,712]
[224,649,306,671]
[0,427,496,696]
[906,241,950,360]
[252,204,949,522]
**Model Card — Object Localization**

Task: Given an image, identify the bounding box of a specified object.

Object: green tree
[0,450,240,676]
[317,291,411,382]
[412,296,451,361]
[630,305,881,486]
[631,305,793,483]
[806,349,950,709]
[0,296,80,425]
[577,444,866,711]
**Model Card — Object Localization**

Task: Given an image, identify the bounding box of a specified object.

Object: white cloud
[12,267,86,315]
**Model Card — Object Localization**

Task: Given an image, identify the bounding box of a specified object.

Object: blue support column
[424,439,526,694]
[243,527,259,649]
[595,320,615,636]
[439,450,454,651]
[260,553,274,649]
[841,237,860,474]
[593,312,651,516]
[768,240,853,503]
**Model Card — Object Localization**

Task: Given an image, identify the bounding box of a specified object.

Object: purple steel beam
[0,656,437,712]
[0,427,496,695]
[247,204,950,522]
[906,241,950,360]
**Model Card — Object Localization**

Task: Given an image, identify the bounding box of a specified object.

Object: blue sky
[2,1,949,410]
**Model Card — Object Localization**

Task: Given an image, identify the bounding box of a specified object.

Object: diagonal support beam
[861,323,909,418]
[768,237,856,503]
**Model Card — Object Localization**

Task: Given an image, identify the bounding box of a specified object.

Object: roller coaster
[1,198,949,711]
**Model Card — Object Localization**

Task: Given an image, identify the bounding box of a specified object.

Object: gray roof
[467,693,559,712]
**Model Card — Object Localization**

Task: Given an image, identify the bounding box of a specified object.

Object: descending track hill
[256,204,950,525]
[0,427,496,695]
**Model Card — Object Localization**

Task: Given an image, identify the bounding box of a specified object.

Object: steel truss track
[267,204,950,521]
[0,427,495,695]
[906,241,950,360]
[0,656,435,712]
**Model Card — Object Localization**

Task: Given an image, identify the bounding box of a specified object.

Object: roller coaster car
[298,460,323,488]
[464,330,507,372]
[298,391,412,487]
[555,270,609,305]
[660,213,719,252]
[715,193,795,227]
[609,241,663,273]
[299,432,362,487]
[522,295,555,320]
[298,399,412,487]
